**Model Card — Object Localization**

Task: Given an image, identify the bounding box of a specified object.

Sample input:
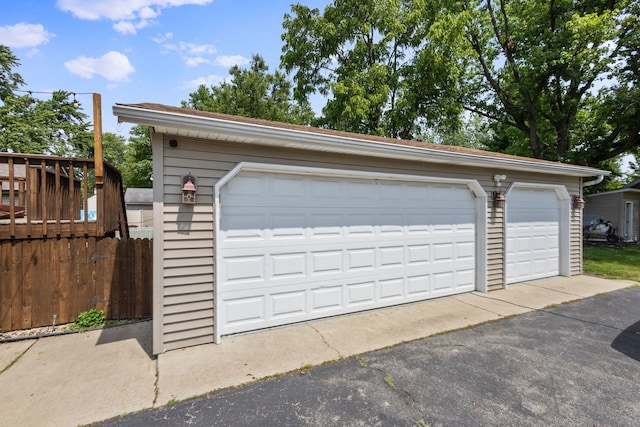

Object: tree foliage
[121,125,152,189]
[458,0,639,166]
[0,90,93,156]
[102,132,127,171]
[0,45,93,157]
[280,1,639,168]
[0,45,24,100]
[182,54,314,125]
[281,0,465,139]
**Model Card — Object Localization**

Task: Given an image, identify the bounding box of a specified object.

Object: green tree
[0,90,93,156]
[0,45,24,100]
[102,132,127,171]
[280,0,465,139]
[182,54,314,125]
[121,125,152,188]
[422,113,491,149]
[0,46,93,157]
[455,0,639,166]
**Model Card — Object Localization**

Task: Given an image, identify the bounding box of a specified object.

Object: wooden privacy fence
[0,237,152,331]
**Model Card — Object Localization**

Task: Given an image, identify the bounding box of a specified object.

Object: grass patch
[356,356,368,368]
[583,245,640,281]
[384,374,395,388]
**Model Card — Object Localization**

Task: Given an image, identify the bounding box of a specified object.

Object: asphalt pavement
[98,286,640,427]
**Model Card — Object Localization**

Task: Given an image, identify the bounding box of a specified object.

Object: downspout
[583,175,604,187]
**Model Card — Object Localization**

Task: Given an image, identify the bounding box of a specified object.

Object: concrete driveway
[98,285,640,426]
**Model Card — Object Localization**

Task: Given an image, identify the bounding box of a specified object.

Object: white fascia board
[113,104,608,178]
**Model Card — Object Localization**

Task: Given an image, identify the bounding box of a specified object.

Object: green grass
[583,245,640,281]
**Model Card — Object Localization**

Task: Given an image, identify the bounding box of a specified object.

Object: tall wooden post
[93,93,103,185]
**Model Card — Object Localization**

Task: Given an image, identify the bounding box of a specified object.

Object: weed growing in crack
[384,374,395,388]
[356,356,368,368]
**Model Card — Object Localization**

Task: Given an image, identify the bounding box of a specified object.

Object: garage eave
[113,104,608,178]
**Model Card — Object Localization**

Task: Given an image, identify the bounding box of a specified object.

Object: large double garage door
[217,168,480,336]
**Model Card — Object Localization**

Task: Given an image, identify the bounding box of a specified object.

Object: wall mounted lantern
[182,174,197,205]
[573,195,585,210]
[493,174,507,208]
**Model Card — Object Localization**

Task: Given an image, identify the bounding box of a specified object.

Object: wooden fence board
[141,239,151,319]
[99,238,118,317]
[10,242,22,330]
[0,242,12,330]
[21,240,34,328]
[0,237,152,331]
[57,238,70,323]
[134,239,143,318]
[33,239,49,327]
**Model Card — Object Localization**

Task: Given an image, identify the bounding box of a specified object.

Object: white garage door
[218,171,477,336]
[506,187,560,284]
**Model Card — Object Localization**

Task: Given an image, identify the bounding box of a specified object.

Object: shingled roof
[113,102,607,178]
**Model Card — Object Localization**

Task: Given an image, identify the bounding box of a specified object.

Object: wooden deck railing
[0,153,128,240]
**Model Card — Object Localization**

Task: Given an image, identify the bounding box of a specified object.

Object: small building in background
[125,187,153,239]
[584,179,640,242]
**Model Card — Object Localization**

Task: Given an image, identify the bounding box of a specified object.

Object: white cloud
[153,34,217,67]
[185,56,210,67]
[215,55,250,68]
[180,74,227,89]
[56,0,212,34]
[0,23,55,48]
[113,19,152,35]
[64,51,135,81]
[112,21,137,35]
[160,41,216,56]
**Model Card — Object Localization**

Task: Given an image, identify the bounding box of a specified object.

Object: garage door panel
[224,296,265,325]
[347,282,376,305]
[311,286,343,311]
[223,255,265,284]
[219,171,477,336]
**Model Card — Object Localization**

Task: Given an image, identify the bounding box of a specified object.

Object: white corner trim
[504,181,571,200]
[215,162,488,197]
[212,162,489,340]
[475,195,488,292]
[151,132,165,355]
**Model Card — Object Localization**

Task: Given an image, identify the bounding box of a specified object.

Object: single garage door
[506,187,560,284]
[218,170,477,336]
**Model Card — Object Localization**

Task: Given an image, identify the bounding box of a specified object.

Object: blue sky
[0,0,328,135]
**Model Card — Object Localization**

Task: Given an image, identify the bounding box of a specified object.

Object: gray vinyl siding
[155,135,584,353]
[584,193,620,225]
[486,204,504,291]
[570,205,583,275]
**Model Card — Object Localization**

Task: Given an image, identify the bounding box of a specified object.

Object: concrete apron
[0,275,633,426]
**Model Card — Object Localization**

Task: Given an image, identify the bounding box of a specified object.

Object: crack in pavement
[308,324,343,358]
[0,339,38,375]
[152,358,160,407]
[452,294,507,317]
[360,356,427,423]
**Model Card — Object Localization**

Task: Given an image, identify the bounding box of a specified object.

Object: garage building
[113,103,607,354]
